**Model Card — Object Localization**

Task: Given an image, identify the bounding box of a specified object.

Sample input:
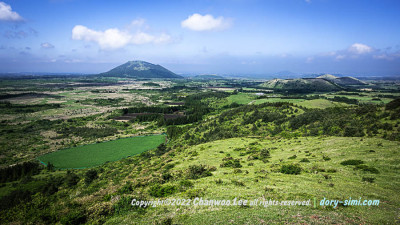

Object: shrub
[260,148,270,159]
[84,169,98,185]
[185,188,204,199]
[280,164,302,175]
[179,180,194,190]
[159,217,173,225]
[220,159,242,168]
[113,196,142,215]
[327,169,337,173]
[362,177,375,183]
[322,174,331,179]
[163,164,175,171]
[186,165,212,179]
[288,155,297,159]
[65,171,79,187]
[60,210,87,225]
[118,182,133,194]
[155,144,169,156]
[323,156,331,161]
[340,160,364,166]
[215,179,223,185]
[233,169,243,174]
[231,179,245,186]
[161,172,173,182]
[354,165,380,174]
[264,187,274,192]
[300,158,310,163]
[148,184,177,197]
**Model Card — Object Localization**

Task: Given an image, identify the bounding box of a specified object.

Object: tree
[65,171,80,187]
[84,169,98,185]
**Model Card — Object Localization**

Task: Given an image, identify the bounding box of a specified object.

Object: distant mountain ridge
[316,74,367,85]
[260,74,369,92]
[99,61,182,78]
[192,74,225,79]
[261,78,340,91]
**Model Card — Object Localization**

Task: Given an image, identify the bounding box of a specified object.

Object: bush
[186,165,212,179]
[231,179,245,186]
[215,179,223,184]
[300,158,310,163]
[354,165,380,174]
[185,188,204,199]
[113,196,133,215]
[233,168,243,174]
[159,217,173,225]
[118,182,133,194]
[161,172,173,182]
[60,210,87,225]
[323,156,331,161]
[155,144,169,156]
[148,184,177,197]
[327,169,337,173]
[260,148,270,159]
[340,159,364,166]
[179,180,194,190]
[362,177,375,183]
[288,155,297,159]
[65,171,79,187]
[84,169,98,185]
[280,164,302,175]
[220,159,242,168]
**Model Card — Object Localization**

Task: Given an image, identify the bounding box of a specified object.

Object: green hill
[317,74,367,86]
[99,61,182,78]
[260,78,340,92]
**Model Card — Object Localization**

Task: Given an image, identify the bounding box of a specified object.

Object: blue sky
[0,0,399,76]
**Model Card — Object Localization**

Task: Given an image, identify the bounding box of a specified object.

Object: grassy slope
[106,136,400,224]
[38,135,165,169]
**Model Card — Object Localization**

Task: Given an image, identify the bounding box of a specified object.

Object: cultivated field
[38,134,166,169]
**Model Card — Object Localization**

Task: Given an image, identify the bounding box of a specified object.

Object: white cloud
[335,55,346,60]
[72,24,171,49]
[348,43,373,54]
[0,2,23,21]
[41,42,55,49]
[181,13,232,31]
[305,0,311,3]
[130,18,146,27]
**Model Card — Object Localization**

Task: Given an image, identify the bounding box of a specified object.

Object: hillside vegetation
[0,77,399,224]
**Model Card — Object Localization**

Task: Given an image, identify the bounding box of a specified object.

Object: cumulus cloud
[72,23,172,49]
[348,43,373,54]
[0,2,23,21]
[181,13,232,31]
[41,42,55,49]
[72,25,131,49]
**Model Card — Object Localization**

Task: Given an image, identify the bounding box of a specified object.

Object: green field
[38,135,165,169]
[226,93,255,105]
[296,99,348,109]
